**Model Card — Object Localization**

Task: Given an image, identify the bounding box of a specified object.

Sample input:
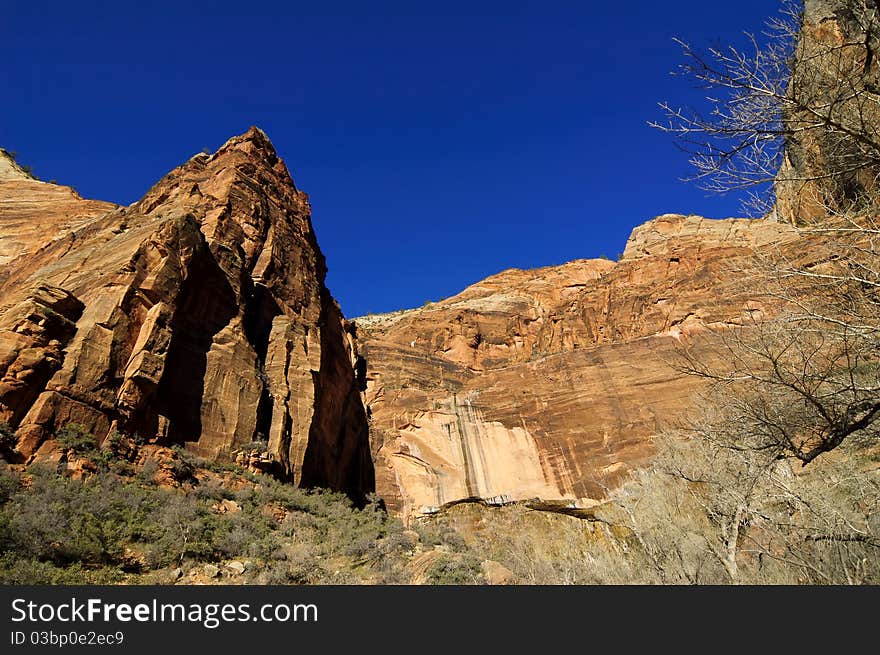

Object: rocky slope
[358,215,803,516]
[0,129,373,499]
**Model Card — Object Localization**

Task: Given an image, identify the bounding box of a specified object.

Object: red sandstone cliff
[352,0,877,518]
[0,129,373,498]
[357,215,807,516]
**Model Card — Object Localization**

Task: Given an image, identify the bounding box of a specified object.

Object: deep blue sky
[2,1,780,317]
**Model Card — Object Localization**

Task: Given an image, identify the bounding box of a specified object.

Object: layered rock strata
[358,215,802,516]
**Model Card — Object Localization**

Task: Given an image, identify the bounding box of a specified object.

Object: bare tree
[651,0,880,470]
[651,0,880,220]
[628,0,880,584]
[609,415,880,584]
[678,298,880,464]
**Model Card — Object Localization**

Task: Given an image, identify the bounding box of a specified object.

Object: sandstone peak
[137,126,295,211]
[201,126,282,173]
[197,126,282,171]
[232,125,277,152]
[0,130,373,500]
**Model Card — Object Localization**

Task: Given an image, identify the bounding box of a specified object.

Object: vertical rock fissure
[298,289,375,503]
[243,281,281,445]
[155,241,238,444]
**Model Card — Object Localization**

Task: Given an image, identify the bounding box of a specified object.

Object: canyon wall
[0,149,117,266]
[358,215,804,516]
[2,2,869,518]
[357,0,877,518]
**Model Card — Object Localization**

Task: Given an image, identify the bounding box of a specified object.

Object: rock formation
[358,215,803,516]
[775,0,880,224]
[353,0,880,519]
[0,149,117,267]
[0,129,373,499]
[2,3,869,521]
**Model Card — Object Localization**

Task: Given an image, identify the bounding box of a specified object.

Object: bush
[0,422,16,454]
[145,493,214,567]
[4,469,158,565]
[0,554,124,585]
[257,551,322,584]
[104,432,129,456]
[239,434,269,453]
[56,424,98,455]
[0,450,416,584]
[138,459,159,485]
[413,518,468,552]
[169,446,197,482]
[0,469,20,503]
[425,553,484,585]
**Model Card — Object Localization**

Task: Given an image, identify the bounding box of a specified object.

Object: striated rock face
[358,214,801,516]
[0,129,373,498]
[0,149,118,267]
[0,150,29,181]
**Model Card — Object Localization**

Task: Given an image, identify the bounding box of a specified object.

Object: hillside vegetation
[1,422,876,585]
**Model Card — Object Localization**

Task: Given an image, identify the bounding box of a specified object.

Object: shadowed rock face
[0,128,373,499]
[358,215,802,516]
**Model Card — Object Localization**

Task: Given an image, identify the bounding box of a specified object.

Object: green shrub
[169,446,197,481]
[0,554,125,584]
[0,422,16,454]
[239,434,269,452]
[258,551,322,584]
[138,458,159,484]
[0,453,416,584]
[413,518,468,551]
[145,493,215,567]
[56,424,98,455]
[0,469,19,503]
[104,431,129,456]
[3,470,157,565]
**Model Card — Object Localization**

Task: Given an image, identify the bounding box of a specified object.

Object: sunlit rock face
[0,149,117,267]
[0,129,373,499]
[360,0,874,515]
[358,214,801,516]
[775,0,880,224]
[386,394,568,515]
